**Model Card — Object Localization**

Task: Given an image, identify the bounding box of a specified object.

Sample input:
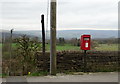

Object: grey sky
[0,0,119,30]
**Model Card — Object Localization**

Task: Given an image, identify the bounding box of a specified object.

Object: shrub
[15,35,41,75]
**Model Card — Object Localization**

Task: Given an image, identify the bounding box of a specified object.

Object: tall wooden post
[41,14,45,55]
[9,29,14,76]
[50,0,57,75]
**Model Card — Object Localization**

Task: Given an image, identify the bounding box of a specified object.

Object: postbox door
[84,37,90,48]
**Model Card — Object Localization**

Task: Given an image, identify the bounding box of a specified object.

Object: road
[1,72,119,82]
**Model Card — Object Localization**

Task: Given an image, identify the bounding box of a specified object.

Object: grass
[0,43,16,47]
[1,43,118,51]
[95,44,118,51]
[0,73,8,78]
[46,43,118,51]
[46,44,80,51]
[0,44,2,48]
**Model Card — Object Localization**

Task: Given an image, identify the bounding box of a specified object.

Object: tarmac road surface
[1,72,119,82]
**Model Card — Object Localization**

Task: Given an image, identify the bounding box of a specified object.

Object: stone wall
[36,51,119,72]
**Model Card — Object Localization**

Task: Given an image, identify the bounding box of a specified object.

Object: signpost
[81,35,91,72]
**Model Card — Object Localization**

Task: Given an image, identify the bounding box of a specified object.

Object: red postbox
[81,35,91,50]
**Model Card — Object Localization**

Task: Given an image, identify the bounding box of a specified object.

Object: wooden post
[50,0,57,75]
[41,14,45,55]
[9,29,14,76]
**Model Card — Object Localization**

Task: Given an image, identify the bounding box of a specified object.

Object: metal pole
[50,0,57,75]
[41,14,45,56]
[84,50,87,73]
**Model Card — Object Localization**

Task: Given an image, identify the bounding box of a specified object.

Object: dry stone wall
[36,51,119,72]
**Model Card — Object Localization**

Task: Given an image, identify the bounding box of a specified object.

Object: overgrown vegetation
[2,36,119,76]
[15,35,41,75]
[2,35,42,76]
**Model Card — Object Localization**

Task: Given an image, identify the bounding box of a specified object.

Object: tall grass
[95,44,118,51]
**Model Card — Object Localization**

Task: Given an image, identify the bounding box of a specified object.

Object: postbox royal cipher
[81,35,91,50]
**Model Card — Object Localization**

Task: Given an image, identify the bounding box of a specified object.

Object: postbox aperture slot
[84,38,89,41]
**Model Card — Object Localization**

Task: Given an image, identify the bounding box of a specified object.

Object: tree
[58,37,65,46]
[70,38,78,46]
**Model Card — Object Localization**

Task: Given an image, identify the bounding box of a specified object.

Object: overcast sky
[0,0,119,31]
